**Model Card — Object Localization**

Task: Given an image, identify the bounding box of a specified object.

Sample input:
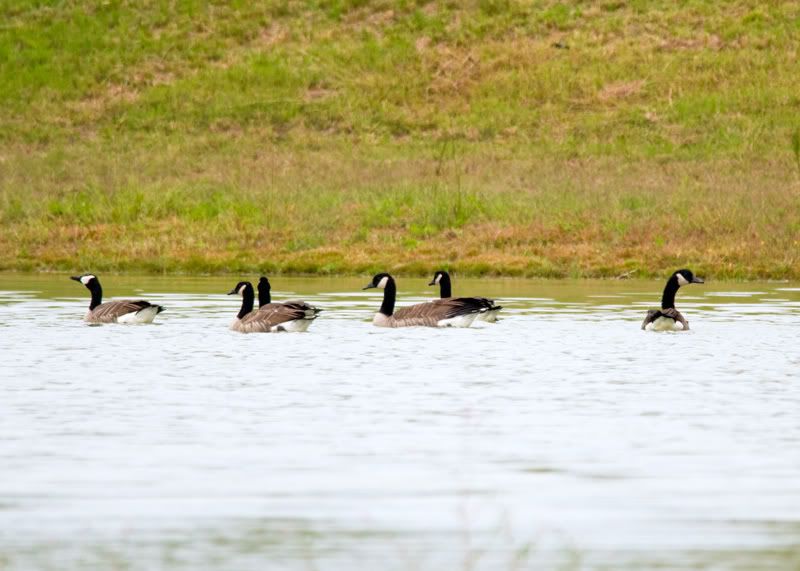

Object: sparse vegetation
[1,1,799,278]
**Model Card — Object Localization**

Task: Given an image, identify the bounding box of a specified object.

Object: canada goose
[362,272,484,328]
[256,276,320,332]
[428,270,502,322]
[641,269,704,331]
[228,281,317,333]
[70,274,164,324]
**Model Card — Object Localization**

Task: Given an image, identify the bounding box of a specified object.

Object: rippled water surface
[1,273,799,570]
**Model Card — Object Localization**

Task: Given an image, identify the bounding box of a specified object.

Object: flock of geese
[70,268,704,332]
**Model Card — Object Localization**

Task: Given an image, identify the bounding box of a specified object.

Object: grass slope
[1,0,799,278]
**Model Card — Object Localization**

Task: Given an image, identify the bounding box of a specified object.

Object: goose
[362,272,485,328]
[428,270,502,322]
[641,269,704,331]
[228,281,317,333]
[256,276,320,331]
[70,274,164,324]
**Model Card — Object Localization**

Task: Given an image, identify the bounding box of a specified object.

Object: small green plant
[791,129,800,174]
[479,0,511,17]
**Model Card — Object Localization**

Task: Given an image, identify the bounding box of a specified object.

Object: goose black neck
[238,286,255,319]
[258,283,271,307]
[661,276,679,309]
[438,273,452,298]
[88,281,103,310]
[379,278,396,316]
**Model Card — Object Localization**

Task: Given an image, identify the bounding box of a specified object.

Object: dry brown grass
[2,139,798,278]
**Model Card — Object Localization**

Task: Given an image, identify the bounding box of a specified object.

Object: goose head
[227,281,253,296]
[428,270,449,286]
[70,274,99,288]
[674,269,704,286]
[363,273,392,290]
[257,276,272,306]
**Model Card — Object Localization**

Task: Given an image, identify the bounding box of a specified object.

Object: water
[1,273,799,570]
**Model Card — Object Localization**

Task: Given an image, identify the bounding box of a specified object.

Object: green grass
[1,1,799,278]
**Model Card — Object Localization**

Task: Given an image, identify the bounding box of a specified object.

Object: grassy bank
[1,1,799,278]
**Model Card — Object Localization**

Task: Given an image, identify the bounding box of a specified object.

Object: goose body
[363,273,483,328]
[429,270,502,322]
[641,269,704,332]
[645,309,687,332]
[71,275,164,324]
[229,280,317,333]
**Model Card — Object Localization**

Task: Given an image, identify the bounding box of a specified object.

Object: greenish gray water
[1,273,799,570]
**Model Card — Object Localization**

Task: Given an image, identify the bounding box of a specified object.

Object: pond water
[1,273,799,570]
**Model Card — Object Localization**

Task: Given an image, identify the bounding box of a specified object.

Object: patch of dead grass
[597,80,645,102]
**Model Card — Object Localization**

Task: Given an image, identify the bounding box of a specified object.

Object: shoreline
[1,267,797,283]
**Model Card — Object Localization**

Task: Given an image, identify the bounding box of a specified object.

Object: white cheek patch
[377,276,389,289]
[80,275,95,285]
[237,284,247,295]
[435,274,442,285]
[676,274,689,286]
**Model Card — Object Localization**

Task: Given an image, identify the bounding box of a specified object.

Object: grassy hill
[1,0,799,278]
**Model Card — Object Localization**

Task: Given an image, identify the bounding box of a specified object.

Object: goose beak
[227,288,238,295]
[70,276,81,282]
[692,277,705,284]
[362,283,375,290]
[427,280,436,286]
